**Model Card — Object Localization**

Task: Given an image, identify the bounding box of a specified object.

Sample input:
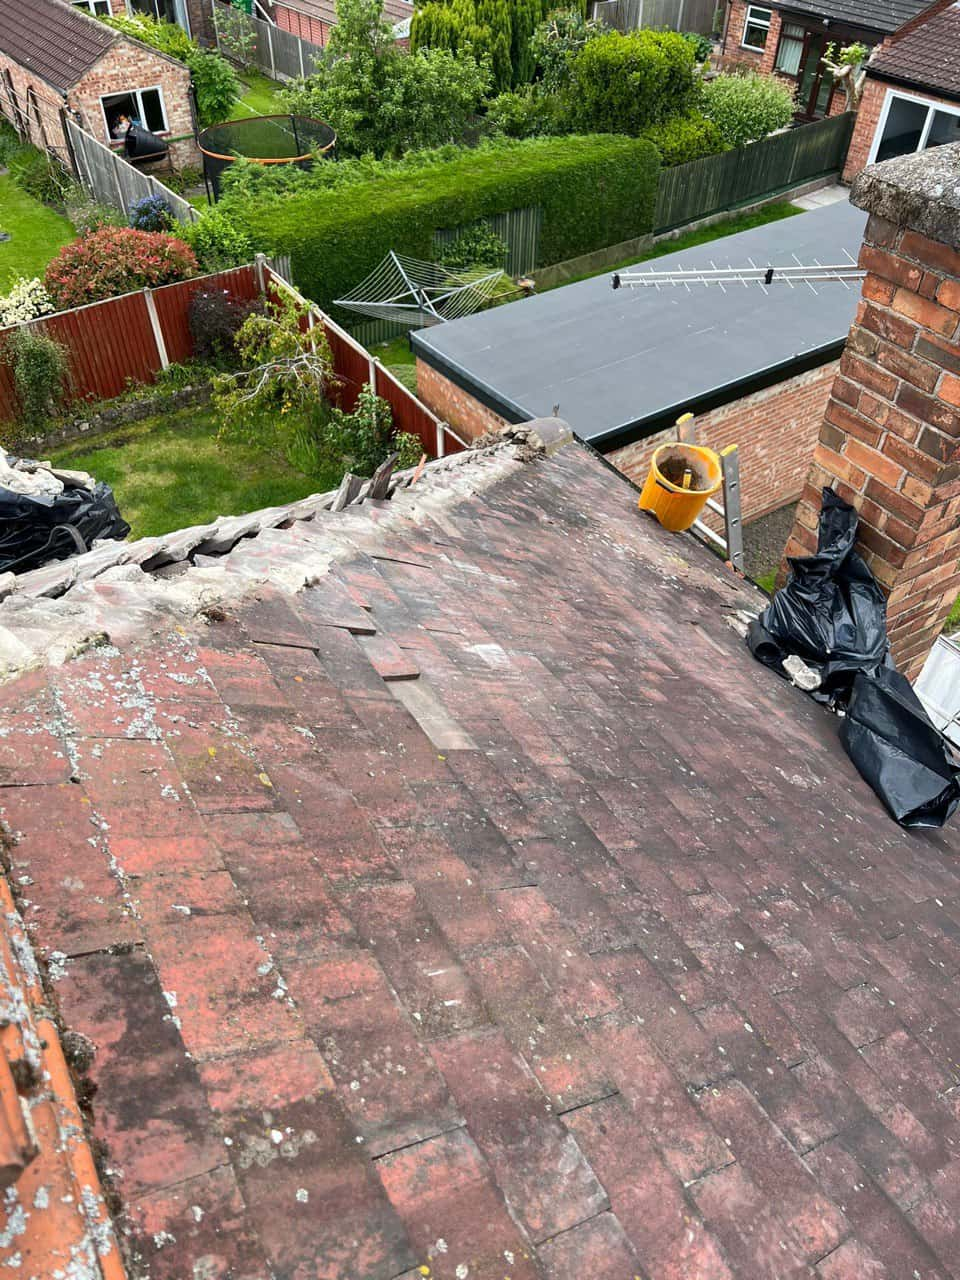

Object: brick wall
[843,77,960,182]
[274,4,330,46]
[720,4,846,117]
[71,41,198,167]
[609,361,837,526]
[783,178,960,679]
[416,360,511,442]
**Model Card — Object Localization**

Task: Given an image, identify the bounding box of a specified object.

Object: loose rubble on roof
[1,422,960,1279]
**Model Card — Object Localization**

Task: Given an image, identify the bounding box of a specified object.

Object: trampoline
[198,114,336,199]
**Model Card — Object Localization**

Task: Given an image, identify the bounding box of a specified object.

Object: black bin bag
[747,487,889,700]
[747,487,960,829]
[841,666,960,829]
[0,472,130,575]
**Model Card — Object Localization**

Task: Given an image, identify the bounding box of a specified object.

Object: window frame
[741,4,773,53]
[99,85,169,143]
[72,0,113,15]
[868,87,960,166]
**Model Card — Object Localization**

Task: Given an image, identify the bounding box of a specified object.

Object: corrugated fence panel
[653,113,855,232]
[592,0,715,32]
[373,363,439,458]
[153,267,259,365]
[47,294,159,404]
[432,206,542,277]
[325,325,370,413]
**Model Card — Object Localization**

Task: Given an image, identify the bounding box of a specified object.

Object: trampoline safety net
[198,115,336,199]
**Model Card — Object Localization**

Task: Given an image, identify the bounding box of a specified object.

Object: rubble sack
[0,452,130,575]
[747,488,960,830]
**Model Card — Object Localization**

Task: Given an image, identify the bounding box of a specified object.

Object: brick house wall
[609,361,837,526]
[719,1,848,117]
[843,76,960,182]
[71,42,198,167]
[416,361,511,442]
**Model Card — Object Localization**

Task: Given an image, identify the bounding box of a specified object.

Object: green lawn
[232,71,290,119]
[0,173,75,290]
[50,406,338,540]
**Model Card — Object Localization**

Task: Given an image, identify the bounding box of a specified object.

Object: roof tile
[0,0,114,92]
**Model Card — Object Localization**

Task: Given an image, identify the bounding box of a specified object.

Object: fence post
[210,0,220,48]
[266,20,277,78]
[368,354,377,393]
[676,0,685,29]
[254,252,267,293]
[298,32,305,77]
[143,289,170,371]
[436,422,446,458]
[110,149,126,213]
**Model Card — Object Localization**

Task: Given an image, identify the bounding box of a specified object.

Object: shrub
[179,208,253,271]
[44,227,198,308]
[0,278,55,327]
[701,71,795,147]
[567,29,699,135]
[102,13,239,125]
[1,328,70,428]
[221,134,661,314]
[485,87,563,137]
[65,191,124,235]
[641,111,726,166]
[436,221,508,270]
[188,288,260,361]
[8,150,70,204]
[326,383,421,475]
[530,7,604,91]
[283,0,490,157]
[128,194,175,232]
[681,31,713,63]
[0,121,24,167]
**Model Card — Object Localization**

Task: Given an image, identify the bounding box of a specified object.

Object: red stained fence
[0,262,467,457]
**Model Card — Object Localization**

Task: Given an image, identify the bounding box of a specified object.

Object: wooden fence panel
[653,113,855,232]
[372,363,437,458]
[47,293,158,405]
[152,267,259,366]
[66,118,198,226]
[592,0,715,33]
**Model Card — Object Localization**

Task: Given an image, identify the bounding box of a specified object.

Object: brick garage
[609,361,839,526]
[0,0,198,170]
[416,359,512,443]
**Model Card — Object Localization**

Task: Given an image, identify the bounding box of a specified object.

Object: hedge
[228,135,660,316]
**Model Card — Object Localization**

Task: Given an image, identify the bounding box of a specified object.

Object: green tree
[701,72,795,147]
[567,29,699,135]
[411,0,553,89]
[529,6,602,92]
[283,0,490,156]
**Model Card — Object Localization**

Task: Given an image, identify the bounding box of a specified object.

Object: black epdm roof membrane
[412,200,867,450]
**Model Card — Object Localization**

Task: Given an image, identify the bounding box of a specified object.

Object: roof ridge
[0,423,571,683]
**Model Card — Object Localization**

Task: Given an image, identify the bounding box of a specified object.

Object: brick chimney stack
[783,144,960,681]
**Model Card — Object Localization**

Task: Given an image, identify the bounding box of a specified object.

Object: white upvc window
[868,88,960,166]
[73,0,113,14]
[100,86,169,142]
[741,5,772,52]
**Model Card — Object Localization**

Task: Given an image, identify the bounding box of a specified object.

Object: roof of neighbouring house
[771,0,933,34]
[2,427,960,1277]
[413,199,867,452]
[272,0,414,27]
[0,0,115,93]
[867,0,960,97]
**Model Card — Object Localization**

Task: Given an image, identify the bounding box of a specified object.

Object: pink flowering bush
[45,227,198,309]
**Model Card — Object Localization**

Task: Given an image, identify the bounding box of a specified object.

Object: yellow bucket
[638,442,723,533]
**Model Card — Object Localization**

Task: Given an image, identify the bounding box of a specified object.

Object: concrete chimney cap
[851,142,960,251]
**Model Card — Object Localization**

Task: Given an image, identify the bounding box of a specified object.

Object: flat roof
[412,200,867,450]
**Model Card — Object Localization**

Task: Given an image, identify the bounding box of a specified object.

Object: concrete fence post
[143,289,170,371]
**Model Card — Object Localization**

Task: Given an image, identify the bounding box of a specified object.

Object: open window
[871,90,960,164]
[741,5,772,51]
[100,87,168,142]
